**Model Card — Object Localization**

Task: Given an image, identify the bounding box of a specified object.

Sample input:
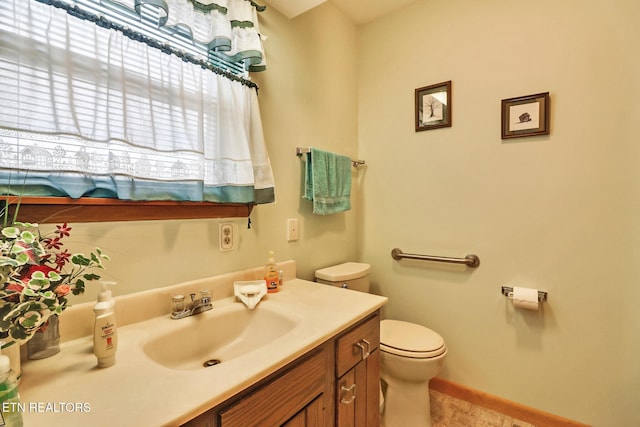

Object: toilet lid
[315,262,370,282]
[380,319,446,358]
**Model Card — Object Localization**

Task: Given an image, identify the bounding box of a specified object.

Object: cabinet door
[363,349,380,427]
[283,395,324,427]
[337,367,357,427]
[219,348,326,427]
[336,348,380,427]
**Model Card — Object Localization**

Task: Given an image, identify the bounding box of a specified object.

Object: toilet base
[381,378,432,427]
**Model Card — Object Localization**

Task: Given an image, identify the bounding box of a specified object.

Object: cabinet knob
[340,383,356,404]
[355,339,371,360]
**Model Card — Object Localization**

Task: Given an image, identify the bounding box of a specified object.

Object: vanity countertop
[19,279,387,427]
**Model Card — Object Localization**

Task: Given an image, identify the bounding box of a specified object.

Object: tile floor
[429,390,538,427]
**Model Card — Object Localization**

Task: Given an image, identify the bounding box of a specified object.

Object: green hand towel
[303,147,352,215]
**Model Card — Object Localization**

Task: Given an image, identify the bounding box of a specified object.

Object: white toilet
[315,262,447,427]
[379,319,447,427]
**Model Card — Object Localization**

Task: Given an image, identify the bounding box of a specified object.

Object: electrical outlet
[219,223,234,251]
[287,218,299,241]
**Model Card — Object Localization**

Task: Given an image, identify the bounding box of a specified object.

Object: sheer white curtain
[0,0,274,203]
[110,0,266,71]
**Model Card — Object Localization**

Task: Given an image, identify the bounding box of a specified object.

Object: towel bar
[295,147,365,167]
[391,248,480,268]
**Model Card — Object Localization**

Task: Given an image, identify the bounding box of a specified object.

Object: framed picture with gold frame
[415,81,452,132]
[501,92,550,139]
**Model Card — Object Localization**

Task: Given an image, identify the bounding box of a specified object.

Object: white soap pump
[93,281,117,368]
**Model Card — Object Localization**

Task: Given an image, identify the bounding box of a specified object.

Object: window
[0,0,274,222]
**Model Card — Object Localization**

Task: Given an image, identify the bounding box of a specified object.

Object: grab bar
[391,248,480,268]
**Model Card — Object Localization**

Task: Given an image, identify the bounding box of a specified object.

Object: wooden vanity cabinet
[182,311,380,427]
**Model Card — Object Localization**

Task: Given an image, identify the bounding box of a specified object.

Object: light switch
[287,218,299,241]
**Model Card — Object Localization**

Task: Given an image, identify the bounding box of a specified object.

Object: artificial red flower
[43,236,62,250]
[55,223,72,238]
[55,249,71,269]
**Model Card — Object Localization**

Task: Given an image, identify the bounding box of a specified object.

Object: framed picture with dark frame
[501,92,550,139]
[415,80,452,132]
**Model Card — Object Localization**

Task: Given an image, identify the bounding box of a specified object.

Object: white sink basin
[143,303,298,370]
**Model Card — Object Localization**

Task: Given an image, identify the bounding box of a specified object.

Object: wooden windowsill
[4,197,254,223]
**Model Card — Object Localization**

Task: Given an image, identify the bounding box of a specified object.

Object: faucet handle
[199,289,212,304]
[170,294,190,319]
[171,294,185,312]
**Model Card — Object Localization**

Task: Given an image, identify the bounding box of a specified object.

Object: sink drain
[203,359,221,367]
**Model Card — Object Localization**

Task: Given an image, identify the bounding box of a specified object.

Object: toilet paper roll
[512,286,539,310]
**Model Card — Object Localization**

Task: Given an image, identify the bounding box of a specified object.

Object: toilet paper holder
[501,286,547,302]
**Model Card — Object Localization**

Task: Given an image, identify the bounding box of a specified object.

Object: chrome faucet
[170,290,212,319]
[190,290,213,315]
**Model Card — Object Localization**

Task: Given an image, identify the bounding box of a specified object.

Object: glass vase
[27,315,61,360]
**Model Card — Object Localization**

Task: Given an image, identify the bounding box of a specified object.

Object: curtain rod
[37,0,259,90]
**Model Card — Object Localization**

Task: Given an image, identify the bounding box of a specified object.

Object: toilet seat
[380,319,446,359]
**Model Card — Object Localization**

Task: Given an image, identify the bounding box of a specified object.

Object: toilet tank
[315,262,370,293]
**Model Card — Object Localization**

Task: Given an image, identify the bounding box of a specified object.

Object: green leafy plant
[0,215,109,346]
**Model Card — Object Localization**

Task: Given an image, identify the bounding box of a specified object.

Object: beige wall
[48,0,640,425]
[52,2,360,303]
[358,0,640,426]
